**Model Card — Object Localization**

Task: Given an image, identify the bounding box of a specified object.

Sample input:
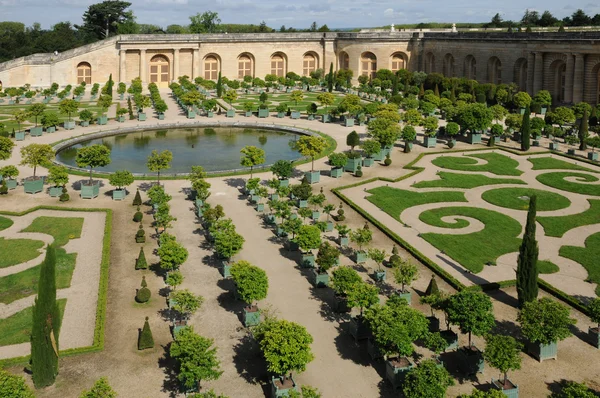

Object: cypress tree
[133,189,142,206]
[31,244,60,388]
[216,72,222,98]
[136,247,148,270]
[521,107,531,151]
[579,108,589,151]
[425,275,440,296]
[516,195,539,308]
[391,76,399,97]
[327,63,334,93]
[138,317,154,350]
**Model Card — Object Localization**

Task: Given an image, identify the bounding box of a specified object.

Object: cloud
[383,8,404,18]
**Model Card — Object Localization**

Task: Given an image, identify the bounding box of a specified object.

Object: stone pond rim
[52,122,330,178]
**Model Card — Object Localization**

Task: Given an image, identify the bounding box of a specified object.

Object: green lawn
[0,248,76,304]
[412,172,526,189]
[0,238,45,269]
[419,207,523,273]
[22,216,83,246]
[538,199,600,238]
[538,260,560,274]
[536,172,600,196]
[230,91,353,114]
[0,299,66,346]
[0,102,115,130]
[481,188,571,211]
[431,153,523,176]
[559,232,600,296]
[0,216,13,231]
[529,157,600,173]
[366,187,467,220]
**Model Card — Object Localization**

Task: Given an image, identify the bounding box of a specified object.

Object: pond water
[56,127,302,174]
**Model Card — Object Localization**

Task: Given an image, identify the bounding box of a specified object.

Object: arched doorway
[487,57,502,84]
[513,58,528,92]
[443,54,455,77]
[150,55,170,86]
[77,62,92,84]
[550,60,567,103]
[424,53,435,74]
[339,51,349,70]
[361,52,377,79]
[464,55,476,80]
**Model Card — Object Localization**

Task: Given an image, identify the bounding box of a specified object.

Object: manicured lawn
[481,188,571,211]
[22,216,83,246]
[0,216,13,231]
[0,299,66,346]
[0,238,45,269]
[0,248,76,304]
[230,91,353,114]
[366,187,467,220]
[412,172,526,189]
[431,152,523,176]
[559,232,600,296]
[0,101,114,130]
[419,207,522,273]
[536,172,600,196]
[529,157,600,173]
[538,260,559,274]
[538,199,600,238]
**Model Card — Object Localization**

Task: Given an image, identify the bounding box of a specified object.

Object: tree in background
[31,245,60,388]
[189,11,221,33]
[77,1,136,41]
[216,71,223,97]
[240,146,265,178]
[516,195,539,307]
[20,143,54,178]
[521,107,531,151]
[146,149,173,183]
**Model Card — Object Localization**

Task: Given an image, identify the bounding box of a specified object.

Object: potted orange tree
[230,260,268,327]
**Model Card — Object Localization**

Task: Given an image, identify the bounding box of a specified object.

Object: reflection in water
[56,127,301,173]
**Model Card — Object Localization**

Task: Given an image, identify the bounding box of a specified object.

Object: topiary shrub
[136,224,146,243]
[133,189,142,206]
[59,187,70,202]
[336,203,345,221]
[138,317,154,350]
[0,180,7,195]
[136,247,148,270]
[136,277,151,303]
[355,165,363,177]
[389,245,401,267]
[133,206,143,222]
[384,154,392,166]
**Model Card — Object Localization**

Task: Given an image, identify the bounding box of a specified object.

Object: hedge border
[332,146,595,315]
[0,206,112,367]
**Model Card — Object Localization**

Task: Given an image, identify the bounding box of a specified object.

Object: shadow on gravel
[333,324,371,367]
[158,343,180,398]
[232,333,268,386]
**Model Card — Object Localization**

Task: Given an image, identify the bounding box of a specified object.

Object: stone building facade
[0,31,599,105]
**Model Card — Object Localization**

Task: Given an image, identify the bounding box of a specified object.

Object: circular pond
[56,126,303,174]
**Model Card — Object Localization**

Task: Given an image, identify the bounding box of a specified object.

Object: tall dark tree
[31,245,61,388]
[76,1,135,41]
[579,108,589,151]
[391,76,399,96]
[327,63,334,93]
[516,195,539,308]
[216,71,223,98]
[521,107,531,151]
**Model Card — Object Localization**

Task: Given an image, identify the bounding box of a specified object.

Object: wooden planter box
[349,316,371,341]
[321,114,330,123]
[112,189,127,200]
[325,221,334,232]
[243,305,261,327]
[492,378,519,398]
[339,236,349,247]
[344,157,362,173]
[291,111,301,119]
[97,115,108,125]
[265,214,276,225]
[5,179,17,190]
[374,269,386,282]
[355,250,368,264]
[373,148,386,161]
[46,126,56,133]
[363,157,375,167]
[80,120,90,127]
[279,179,289,188]
[226,109,235,118]
[207,111,214,118]
[330,167,343,178]
[424,136,437,148]
[258,108,269,118]
[588,152,598,161]
[30,127,43,137]
[270,193,279,201]
[395,289,411,305]
[277,112,285,118]
[467,133,482,144]
[589,327,600,349]
[310,269,329,288]
[276,225,288,237]
[48,186,63,197]
[15,131,25,141]
[117,116,126,123]
[459,345,485,375]
[345,118,354,127]
[386,357,413,390]
[220,260,231,278]
[333,294,350,313]
[528,340,558,362]
[244,111,252,117]
[271,376,298,398]
[311,211,320,220]
[307,114,315,120]
[301,252,315,268]
[367,338,384,360]
[158,113,165,120]
[440,330,459,351]
[63,120,76,130]
[305,171,320,184]
[427,316,440,332]
[81,181,100,199]
[23,178,44,194]
[550,142,560,150]
[171,320,187,338]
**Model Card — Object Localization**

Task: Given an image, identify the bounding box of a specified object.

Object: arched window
[487,57,502,84]
[391,53,407,72]
[464,55,476,80]
[443,54,455,77]
[204,55,219,80]
[238,54,254,79]
[303,53,318,76]
[424,53,435,74]
[150,55,170,84]
[361,52,377,79]
[339,52,349,70]
[271,53,286,77]
[77,62,92,84]
[513,58,528,92]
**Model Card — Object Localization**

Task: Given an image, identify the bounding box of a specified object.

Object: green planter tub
[226,109,235,118]
[374,269,386,282]
[243,305,261,327]
[310,269,329,287]
[297,199,308,208]
[158,113,165,120]
[321,114,330,123]
[221,260,231,278]
[277,112,285,118]
[311,211,320,220]
[30,126,43,136]
[187,110,196,119]
[271,376,298,398]
[424,136,437,148]
[528,340,558,362]
[258,108,269,118]
[23,178,44,194]
[355,250,368,264]
[97,115,108,125]
[46,126,56,133]
[492,378,519,398]
[467,133,482,144]
[80,120,90,127]
[291,111,301,119]
[63,120,76,130]
[245,111,252,117]
[112,189,127,200]
[117,116,125,123]
[344,157,362,173]
[6,179,18,190]
[345,118,354,127]
[301,252,315,268]
[48,186,63,197]
[333,294,350,313]
[256,203,265,212]
[15,131,25,141]
[568,149,576,155]
[81,181,100,199]
[589,327,600,349]
[550,142,560,150]
[339,236,349,247]
[349,316,371,341]
[395,289,412,305]
[588,152,598,161]
[138,113,146,121]
[427,316,440,332]
[363,157,374,167]
[386,357,414,390]
[459,345,484,375]
[367,338,384,360]
[441,329,459,351]
[305,171,320,184]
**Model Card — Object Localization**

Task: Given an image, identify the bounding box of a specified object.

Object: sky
[1,0,599,30]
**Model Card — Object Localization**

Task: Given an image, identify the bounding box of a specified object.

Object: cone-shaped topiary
[136,247,148,270]
[136,276,151,303]
[133,206,143,222]
[138,317,154,350]
[31,244,60,388]
[136,223,146,243]
[425,275,440,297]
[133,189,142,206]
